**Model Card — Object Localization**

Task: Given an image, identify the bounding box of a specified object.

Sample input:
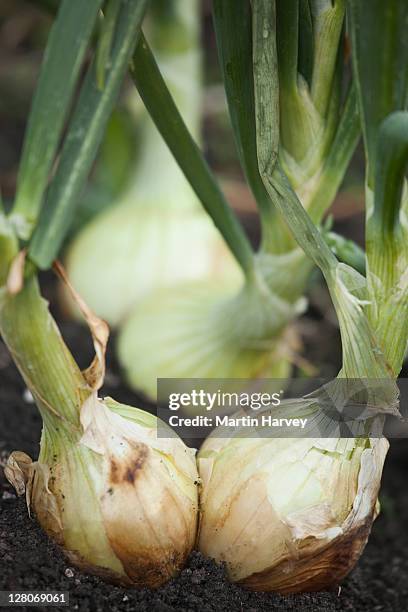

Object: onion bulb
[5,394,198,588]
[118,274,306,400]
[64,203,240,326]
[197,413,388,593]
[63,0,240,327]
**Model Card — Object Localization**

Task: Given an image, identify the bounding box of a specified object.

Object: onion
[1,258,198,589]
[63,0,239,327]
[6,394,198,588]
[198,421,388,592]
[65,202,240,326]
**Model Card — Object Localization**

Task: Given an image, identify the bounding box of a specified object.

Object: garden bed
[1,282,407,612]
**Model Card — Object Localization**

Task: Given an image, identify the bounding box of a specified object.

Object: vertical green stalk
[0,217,18,287]
[0,274,89,434]
[306,82,360,222]
[349,0,408,376]
[276,0,317,162]
[11,0,104,237]
[29,0,149,269]
[0,217,88,436]
[1,0,99,436]
[212,0,281,253]
[252,0,394,385]
[253,0,337,279]
[310,0,346,117]
[96,0,123,91]
[0,0,149,455]
[349,0,408,188]
[298,0,314,85]
[365,113,408,375]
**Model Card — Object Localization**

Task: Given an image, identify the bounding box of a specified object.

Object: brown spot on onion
[122,548,186,588]
[109,443,148,485]
[64,547,188,589]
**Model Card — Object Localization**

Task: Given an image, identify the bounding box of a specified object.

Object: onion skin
[238,517,374,593]
[198,434,388,593]
[6,398,199,588]
[40,448,195,588]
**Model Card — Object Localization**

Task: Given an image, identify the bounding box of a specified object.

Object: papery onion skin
[197,432,388,593]
[6,397,199,588]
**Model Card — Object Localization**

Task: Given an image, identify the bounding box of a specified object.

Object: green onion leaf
[276,0,314,162]
[307,81,360,222]
[29,0,149,269]
[372,112,408,235]
[310,0,345,116]
[366,111,408,374]
[129,33,255,278]
[325,231,366,275]
[298,0,314,86]
[349,0,408,185]
[212,0,279,253]
[276,0,299,94]
[350,0,408,374]
[96,0,122,91]
[11,0,104,238]
[252,0,337,279]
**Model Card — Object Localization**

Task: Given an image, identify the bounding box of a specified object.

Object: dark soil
[0,279,407,612]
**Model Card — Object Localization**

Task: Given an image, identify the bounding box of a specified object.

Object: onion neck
[365,182,408,377]
[0,245,90,438]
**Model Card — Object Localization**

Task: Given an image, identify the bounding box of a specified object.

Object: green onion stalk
[2,0,198,587]
[197,0,408,592]
[62,0,240,328]
[117,0,361,401]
